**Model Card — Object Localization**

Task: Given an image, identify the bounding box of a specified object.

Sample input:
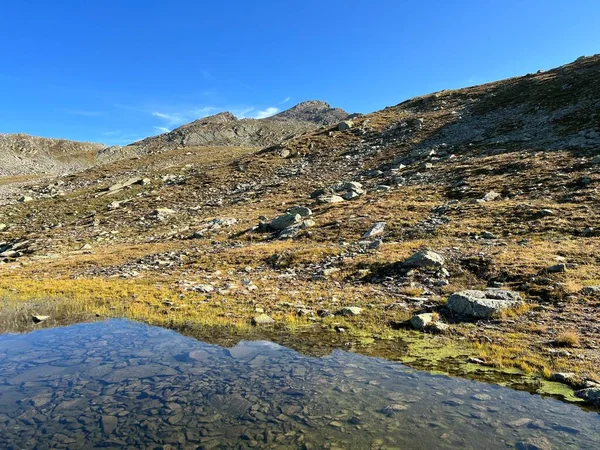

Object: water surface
[0,320,598,449]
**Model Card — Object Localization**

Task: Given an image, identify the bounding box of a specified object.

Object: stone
[301,219,316,229]
[286,206,312,217]
[251,314,275,326]
[549,372,577,384]
[0,224,6,232]
[403,249,445,269]
[581,286,600,296]
[429,321,449,333]
[337,307,362,316]
[342,190,362,200]
[410,313,433,329]
[32,315,50,323]
[575,387,600,405]
[547,263,567,273]
[338,120,354,131]
[332,181,363,192]
[18,196,33,203]
[480,191,501,202]
[151,208,175,220]
[101,415,118,434]
[194,284,214,293]
[447,289,523,319]
[516,437,552,450]
[363,222,386,238]
[317,195,344,204]
[269,213,301,231]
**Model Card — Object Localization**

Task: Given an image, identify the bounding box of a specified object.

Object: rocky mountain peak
[272,100,349,125]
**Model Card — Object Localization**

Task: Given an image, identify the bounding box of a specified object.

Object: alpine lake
[0,319,598,450]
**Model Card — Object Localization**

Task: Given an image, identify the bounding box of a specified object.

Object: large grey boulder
[403,249,445,269]
[269,213,301,231]
[448,289,523,319]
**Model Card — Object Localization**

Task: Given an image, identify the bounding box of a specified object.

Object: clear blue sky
[0,0,598,146]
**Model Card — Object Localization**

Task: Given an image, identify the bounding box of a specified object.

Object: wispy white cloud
[152,106,217,131]
[253,107,279,119]
[234,107,255,118]
[280,96,291,104]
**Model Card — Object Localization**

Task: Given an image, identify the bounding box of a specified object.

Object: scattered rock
[363,222,386,238]
[410,313,433,330]
[32,315,50,324]
[251,314,275,326]
[269,213,301,231]
[150,208,176,221]
[581,286,600,296]
[101,415,118,434]
[18,196,33,203]
[338,120,354,131]
[479,191,501,202]
[575,387,600,406]
[546,263,567,273]
[403,249,445,269]
[336,307,362,316]
[447,289,523,319]
[317,195,344,204]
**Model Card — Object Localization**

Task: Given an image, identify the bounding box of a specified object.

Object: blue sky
[0,0,598,146]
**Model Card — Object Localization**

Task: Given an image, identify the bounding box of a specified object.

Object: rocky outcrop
[447,289,523,319]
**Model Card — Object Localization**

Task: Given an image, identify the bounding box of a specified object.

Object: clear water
[0,320,598,450]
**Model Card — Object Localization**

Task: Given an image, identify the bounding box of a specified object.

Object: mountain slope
[0,134,105,176]
[1,55,600,396]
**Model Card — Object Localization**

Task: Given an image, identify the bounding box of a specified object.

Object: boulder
[269,213,301,231]
[18,196,33,203]
[318,195,344,204]
[338,120,354,131]
[479,191,501,202]
[403,249,445,269]
[251,314,275,326]
[447,289,523,319]
[363,222,386,238]
[337,306,362,316]
[0,224,6,232]
[332,181,363,192]
[575,387,600,406]
[547,263,567,273]
[410,313,433,329]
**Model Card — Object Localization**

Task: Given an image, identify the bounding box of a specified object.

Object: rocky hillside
[117,100,350,156]
[0,134,105,176]
[1,55,600,405]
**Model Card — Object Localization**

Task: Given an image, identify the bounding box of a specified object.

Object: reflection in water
[0,320,598,449]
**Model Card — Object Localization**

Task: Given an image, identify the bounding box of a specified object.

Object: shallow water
[0,320,598,450]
